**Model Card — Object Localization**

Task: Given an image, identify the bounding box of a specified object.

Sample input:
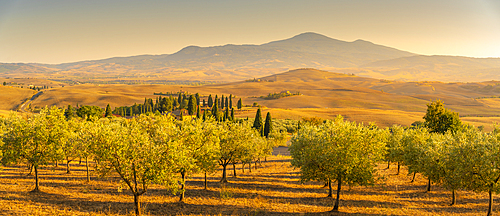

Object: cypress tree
[196,106,201,119]
[105,104,113,118]
[208,95,213,107]
[173,99,178,110]
[264,112,273,138]
[231,108,235,122]
[229,94,233,109]
[179,110,184,121]
[187,95,196,115]
[221,95,225,109]
[225,97,228,109]
[237,98,242,110]
[225,107,229,122]
[195,93,200,107]
[202,109,207,121]
[178,93,182,106]
[212,99,219,121]
[203,99,206,107]
[215,95,218,107]
[130,107,133,116]
[64,105,74,120]
[253,108,263,132]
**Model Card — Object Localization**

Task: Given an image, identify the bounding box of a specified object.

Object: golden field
[3,68,496,129]
[0,155,493,215]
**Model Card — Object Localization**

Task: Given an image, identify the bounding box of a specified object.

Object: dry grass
[0,86,36,110]
[3,68,500,128]
[0,155,494,216]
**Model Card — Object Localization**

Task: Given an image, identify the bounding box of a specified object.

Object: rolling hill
[11,69,499,129]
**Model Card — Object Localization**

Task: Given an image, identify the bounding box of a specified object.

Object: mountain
[31,32,414,71]
[1,32,500,82]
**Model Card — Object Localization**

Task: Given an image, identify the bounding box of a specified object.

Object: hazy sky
[0,0,499,64]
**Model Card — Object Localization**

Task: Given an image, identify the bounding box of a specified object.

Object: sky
[0,0,499,64]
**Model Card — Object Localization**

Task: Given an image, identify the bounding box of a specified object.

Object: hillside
[361,55,500,82]
[11,69,498,129]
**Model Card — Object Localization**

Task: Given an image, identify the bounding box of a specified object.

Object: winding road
[19,91,43,113]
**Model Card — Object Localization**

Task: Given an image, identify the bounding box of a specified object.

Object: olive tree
[93,114,181,216]
[445,127,500,216]
[1,107,68,192]
[218,122,259,183]
[290,116,386,211]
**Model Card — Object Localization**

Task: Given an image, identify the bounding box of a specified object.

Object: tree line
[290,100,500,216]
[0,105,286,216]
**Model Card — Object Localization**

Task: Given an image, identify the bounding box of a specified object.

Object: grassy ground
[0,155,493,215]
[0,86,36,110]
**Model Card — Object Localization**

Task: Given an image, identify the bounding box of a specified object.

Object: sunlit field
[0,154,492,216]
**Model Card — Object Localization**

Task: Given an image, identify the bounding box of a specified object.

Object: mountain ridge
[1,32,499,82]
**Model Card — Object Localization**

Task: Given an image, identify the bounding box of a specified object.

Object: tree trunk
[204,172,208,190]
[397,163,401,175]
[221,164,228,183]
[179,171,185,202]
[332,176,342,212]
[33,165,40,192]
[387,161,390,169]
[27,164,34,176]
[134,194,141,216]
[327,179,333,197]
[411,172,416,183]
[488,188,493,216]
[254,160,258,170]
[55,160,58,167]
[426,178,431,192]
[232,163,237,177]
[79,157,82,165]
[249,162,252,173]
[450,189,456,206]
[85,157,90,182]
[66,156,71,174]
[242,163,245,173]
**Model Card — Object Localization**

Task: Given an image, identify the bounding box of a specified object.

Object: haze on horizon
[0,0,499,64]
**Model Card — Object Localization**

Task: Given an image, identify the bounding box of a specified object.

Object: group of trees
[290,100,500,216]
[290,116,386,212]
[0,105,283,216]
[260,91,301,100]
[108,93,244,118]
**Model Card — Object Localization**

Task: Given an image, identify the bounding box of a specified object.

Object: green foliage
[76,105,104,120]
[237,98,242,110]
[264,112,272,138]
[253,108,263,133]
[64,105,75,120]
[273,119,298,134]
[260,91,301,100]
[208,95,213,108]
[289,116,387,211]
[188,95,196,115]
[212,99,219,120]
[423,100,461,134]
[386,125,405,166]
[1,107,68,191]
[105,104,113,118]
